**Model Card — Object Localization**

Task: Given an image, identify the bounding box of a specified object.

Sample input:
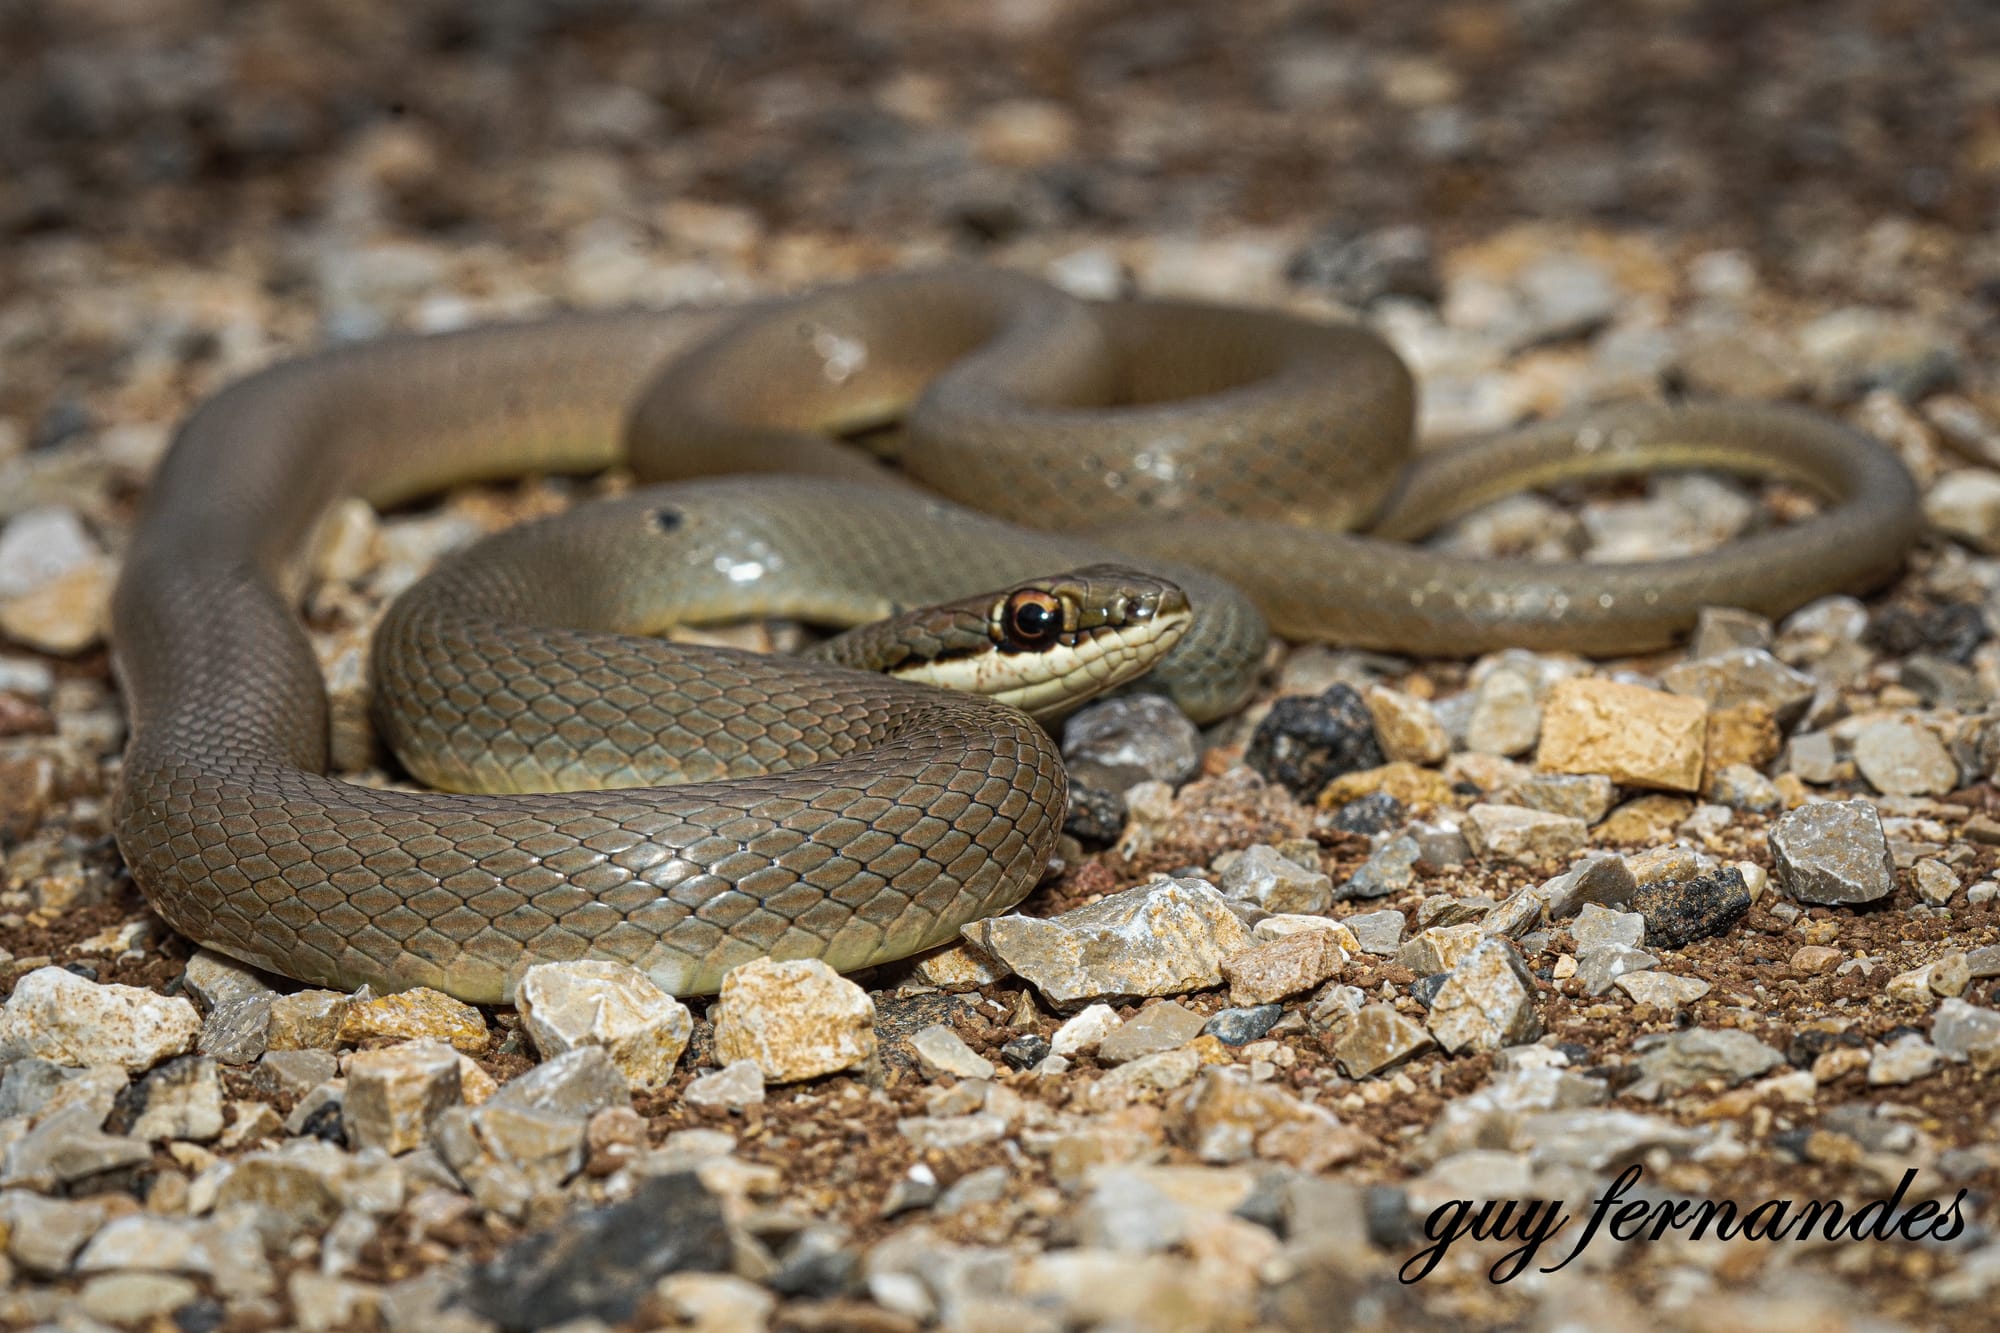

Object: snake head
[820,563,1191,723]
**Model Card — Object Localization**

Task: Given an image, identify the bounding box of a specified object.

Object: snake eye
[1002,590,1064,650]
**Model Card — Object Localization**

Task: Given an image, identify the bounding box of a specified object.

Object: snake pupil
[1004,592,1062,649]
[653,507,683,532]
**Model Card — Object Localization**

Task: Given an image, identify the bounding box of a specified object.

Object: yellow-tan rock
[1536,678,1707,792]
[712,958,876,1084]
[1364,685,1449,765]
[1703,701,1781,778]
[340,988,490,1055]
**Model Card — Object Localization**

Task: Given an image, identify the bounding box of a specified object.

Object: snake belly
[111,269,1924,1001]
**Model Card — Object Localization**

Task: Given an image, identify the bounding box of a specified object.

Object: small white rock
[711,959,875,1083]
[343,1040,462,1155]
[516,960,693,1090]
[1051,1003,1123,1058]
[684,1060,766,1110]
[908,1024,996,1081]
[0,966,200,1072]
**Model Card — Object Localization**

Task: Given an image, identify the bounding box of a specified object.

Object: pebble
[1931,999,2000,1070]
[1914,859,1961,907]
[1790,945,1843,975]
[1534,853,1638,918]
[1629,867,1751,948]
[1462,802,1588,865]
[1062,695,1203,788]
[1800,306,1960,399]
[1396,923,1485,977]
[0,966,200,1072]
[1613,972,1711,1010]
[1628,1028,1783,1099]
[1923,470,2000,551]
[1891,953,1972,1002]
[344,1041,462,1155]
[655,1272,777,1331]
[1243,685,1385,799]
[1504,771,1616,823]
[1690,606,1773,657]
[1067,772,1134,841]
[1412,821,1470,866]
[0,556,114,654]
[1706,763,1783,812]
[908,1024,996,1080]
[1337,834,1421,899]
[340,988,490,1054]
[1591,795,1688,843]
[517,960,693,1090]
[899,1111,1010,1152]
[79,1272,202,1324]
[1705,699,1782,771]
[1051,1004,1124,1058]
[106,1053,224,1142]
[962,876,1252,1007]
[267,990,350,1050]
[7,1093,156,1189]
[253,1048,339,1099]
[182,949,280,1011]
[0,506,99,599]
[0,1056,86,1120]
[1201,1005,1283,1046]
[1851,718,1959,797]
[1464,659,1544,756]
[1287,222,1439,306]
[1576,945,1660,997]
[912,940,1008,990]
[1661,647,1817,727]
[0,1191,110,1274]
[1425,939,1542,1054]
[1343,909,1407,955]
[437,1101,587,1219]
[1768,799,1899,905]
[1784,731,1845,784]
[0,745,58,839]
[462,1171,731,1330]
[1535,678,1708,792]
[1221,930,1348,1006]
[1867,1033,1943,1086]
[198,995,273,1066]
[489,1047,632,1120]
[1362,685,1449,764]
[1170,1067,1362,1172]
[683,1060,766,1111]
[1326,1004,1434,1078]
[711,959,876,1084]
[1096,1001,1207,1064]
[1217,843,1332,915]
[999,1033,1052,1070]
[283,1076,345,1139]
[1571,904,1645,952]
[1327,791,1406,836]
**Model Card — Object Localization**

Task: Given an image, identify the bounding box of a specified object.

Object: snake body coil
[112,269,1923,1000]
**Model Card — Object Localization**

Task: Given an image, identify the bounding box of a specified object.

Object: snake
[110,268,1924,1002]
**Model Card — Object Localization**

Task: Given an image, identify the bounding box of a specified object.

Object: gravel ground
[4,1,2000,1330]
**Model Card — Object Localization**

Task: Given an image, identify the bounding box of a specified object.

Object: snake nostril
[653,507,683,533]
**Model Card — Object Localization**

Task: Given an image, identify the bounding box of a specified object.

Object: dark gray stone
[1629,867,1752,948]
[462,1171,730,1330]
[1768,799,1897,905]
[1203,1005,1284,1046]
[1245,685,1385,800]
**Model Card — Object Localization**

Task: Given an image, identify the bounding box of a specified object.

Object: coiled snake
[111,269,1922,1000]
